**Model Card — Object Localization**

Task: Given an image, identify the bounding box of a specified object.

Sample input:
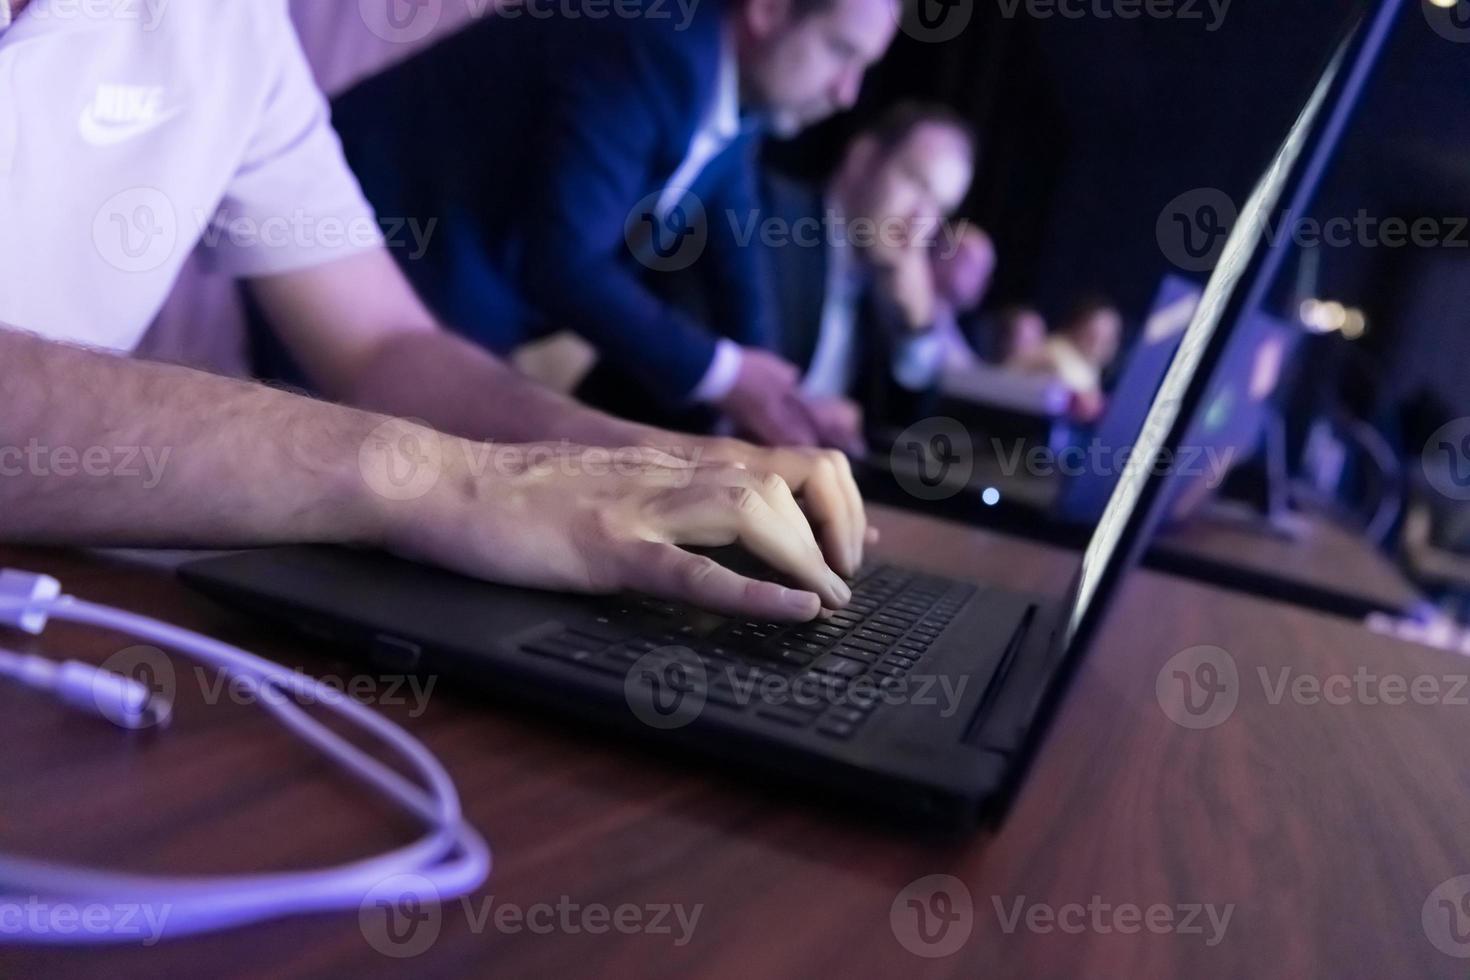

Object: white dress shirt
[667,25,748,404]
[803,216,946,399]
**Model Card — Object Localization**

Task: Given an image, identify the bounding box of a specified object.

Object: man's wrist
[333,415,452,552]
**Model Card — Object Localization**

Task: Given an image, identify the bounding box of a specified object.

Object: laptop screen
[1059,0,1394,650]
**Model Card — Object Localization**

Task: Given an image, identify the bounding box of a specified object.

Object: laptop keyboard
[520,564,975,741]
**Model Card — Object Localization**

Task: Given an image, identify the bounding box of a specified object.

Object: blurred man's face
[999,308,1047,363]
[1067,307,1123,368]
[932,228,994,311]
[838,121,974,259]
[738,0,899,135]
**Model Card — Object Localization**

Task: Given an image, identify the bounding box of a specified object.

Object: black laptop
[180,0,1398,829]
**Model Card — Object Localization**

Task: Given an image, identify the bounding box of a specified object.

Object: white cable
[0,570,491,945]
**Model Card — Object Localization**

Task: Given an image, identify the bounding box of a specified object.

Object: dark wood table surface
[1151,508,1426,619]
[3,505,1469,979]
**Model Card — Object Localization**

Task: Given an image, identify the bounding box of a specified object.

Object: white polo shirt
[0,0,383,353]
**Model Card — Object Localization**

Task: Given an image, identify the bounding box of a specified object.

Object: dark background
[770,0,1470,452]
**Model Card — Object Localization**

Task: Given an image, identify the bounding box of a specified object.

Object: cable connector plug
[55,660,173,730]
[0,569,62,635]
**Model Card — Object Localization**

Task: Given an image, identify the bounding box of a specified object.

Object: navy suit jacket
[656,171,939,434]
[331,0,772,407]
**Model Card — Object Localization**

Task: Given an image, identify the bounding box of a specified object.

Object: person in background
[1009,298,1123,422]
[331,0,899,449]
[990,307,1050,366]
[927,225,996,375]
[0,0,867,622]
[664,103,978,452]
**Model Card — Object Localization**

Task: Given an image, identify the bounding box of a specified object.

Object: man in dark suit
[332,0,898,446]
[664,103,979,450]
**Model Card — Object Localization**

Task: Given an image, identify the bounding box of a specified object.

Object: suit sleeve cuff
[690,339,744,404]
[892,332,944,391]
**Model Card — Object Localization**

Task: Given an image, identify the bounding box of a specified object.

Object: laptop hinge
[960,603,1037,747]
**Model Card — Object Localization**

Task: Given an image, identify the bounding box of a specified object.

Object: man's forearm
[0,330,385,548]
[343,329,683,450]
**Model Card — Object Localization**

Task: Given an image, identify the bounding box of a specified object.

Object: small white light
[982,487,1001,507]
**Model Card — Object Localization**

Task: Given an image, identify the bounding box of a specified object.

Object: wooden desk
[3,506,1469,978]
[1150,509,1426,619]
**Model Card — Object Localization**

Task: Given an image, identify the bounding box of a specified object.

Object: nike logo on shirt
[78,84,181,146]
